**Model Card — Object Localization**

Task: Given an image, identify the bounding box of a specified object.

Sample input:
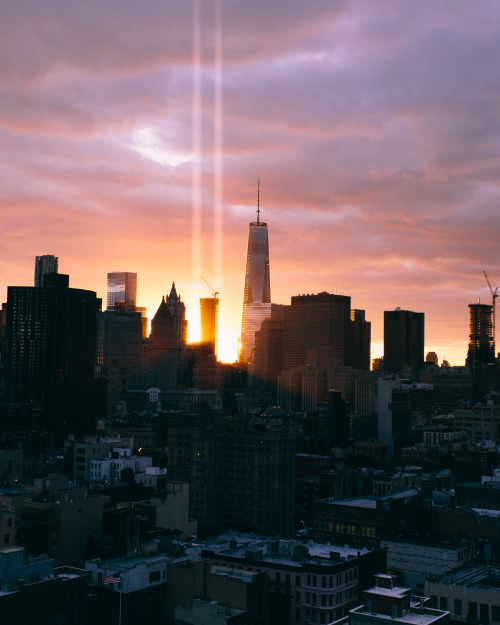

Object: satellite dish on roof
[395,307,401,311]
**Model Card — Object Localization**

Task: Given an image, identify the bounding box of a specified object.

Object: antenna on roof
[257,178,260,225]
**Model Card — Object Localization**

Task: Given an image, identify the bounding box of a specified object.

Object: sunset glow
[1,2,500,366]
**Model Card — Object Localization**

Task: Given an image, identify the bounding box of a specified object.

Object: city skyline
[1,2,500,364]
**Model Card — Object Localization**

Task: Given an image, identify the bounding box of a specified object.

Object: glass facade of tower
[34,254,58,287]
[240,219,271,362]
[200,297,219,356]
[106,272,137,312]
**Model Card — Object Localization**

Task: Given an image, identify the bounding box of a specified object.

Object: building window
[491,605,500,621]
[4,534,9,544]
[296,591,300,603]
[296,575,301,586]
[480,604,489,621]
[469,602,478,619]
[440,597,448,611]
[454,599,462,615]
[430,596,438,609]
[149,570,161,583]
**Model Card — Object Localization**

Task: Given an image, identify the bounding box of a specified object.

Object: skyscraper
[5,274,101,443]
[466,302,495,394]
[282,292,352,372]
[240,192,271,362]
[106,272,137,311]
[34,254,58,287]
[384,309,424,375]
[200,296,219,356]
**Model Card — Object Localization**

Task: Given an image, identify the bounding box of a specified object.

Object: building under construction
[466,301,495,395]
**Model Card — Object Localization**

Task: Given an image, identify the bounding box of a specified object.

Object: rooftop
[198,532,372,568]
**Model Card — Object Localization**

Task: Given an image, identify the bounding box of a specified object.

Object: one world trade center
[239,188,272,362]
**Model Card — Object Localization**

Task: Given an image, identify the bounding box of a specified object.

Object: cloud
[1,1,500,363]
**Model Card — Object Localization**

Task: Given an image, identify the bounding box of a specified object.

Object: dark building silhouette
[384,309,424,375]
[145,282,189,388]
[283,292,352,371]
[466,302,495,395]
[240,196,272,363]
[317,390,350,447]
[34,254,58,287]
[168,414,295,536]
[252,305,286,392]
[97,309,143,413]
[348,308,371,371]
[4,273,101,443]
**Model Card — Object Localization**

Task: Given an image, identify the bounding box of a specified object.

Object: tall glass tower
[240,191,271,362]
[34,254,58,287]
[106,272,137,312]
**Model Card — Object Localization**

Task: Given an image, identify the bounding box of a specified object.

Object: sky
[1,1,500,364]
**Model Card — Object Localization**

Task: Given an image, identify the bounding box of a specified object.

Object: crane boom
[200,276,219,298]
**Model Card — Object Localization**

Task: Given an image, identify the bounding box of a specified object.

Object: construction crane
[200,276,219,299]
[484,270,498,350]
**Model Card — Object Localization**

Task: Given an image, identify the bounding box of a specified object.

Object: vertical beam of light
[191,0,202,340]
[213,0,223,291]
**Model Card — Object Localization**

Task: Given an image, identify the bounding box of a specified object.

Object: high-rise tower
[34,254,58,287]
[384,309,424,375]
[466,302,495,394]
[106,272,137,312]
[240,185,271,362]
[200,296,219,356]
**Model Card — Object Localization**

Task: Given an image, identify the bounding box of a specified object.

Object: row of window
[430,595,500,621]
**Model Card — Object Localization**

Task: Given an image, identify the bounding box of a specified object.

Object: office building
[317,390,350,447]
[96,309,143,413]
[240,198,271,362]
[168,414,295,536]
[200,296,219,356]
[282,292,352,372]
[349,309,371,370]
[34,254,58,287]
[4,274,102,443]
[106,271,137,311]
[466,302,495,394]
[384,309,424,375]
[199,533,387,625]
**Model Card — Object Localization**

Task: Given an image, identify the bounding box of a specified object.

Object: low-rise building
[86,549,188,624]
[381,536,476,591]
[348,573,449,625]
[168,560,269,625]
[197,532,387,625]
[312,489,423,549]
[425,564,500,622]
[17,475,108,566]
[0,546,89,624]
[133,481,198,540]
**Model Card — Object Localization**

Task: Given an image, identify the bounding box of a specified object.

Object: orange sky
[1,1,500,365]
